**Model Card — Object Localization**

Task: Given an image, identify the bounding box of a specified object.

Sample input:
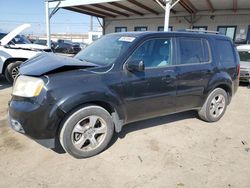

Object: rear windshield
[239,51,250,62]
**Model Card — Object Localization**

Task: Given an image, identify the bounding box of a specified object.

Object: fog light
[9,118,25,133]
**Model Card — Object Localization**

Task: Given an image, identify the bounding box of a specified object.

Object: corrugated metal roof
[49,0,250,18]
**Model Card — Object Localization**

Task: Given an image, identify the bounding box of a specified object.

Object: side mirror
[126,60,145,72]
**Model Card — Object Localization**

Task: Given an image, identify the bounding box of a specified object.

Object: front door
[122,38,177,122]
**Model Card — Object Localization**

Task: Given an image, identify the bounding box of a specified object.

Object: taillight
[236,64,240,79]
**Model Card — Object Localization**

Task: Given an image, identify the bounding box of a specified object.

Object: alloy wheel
[11,66,20,80]
[209,94,226,118]
[71,115,107,151]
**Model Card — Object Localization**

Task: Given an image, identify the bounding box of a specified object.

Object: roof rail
[183,29,220,34]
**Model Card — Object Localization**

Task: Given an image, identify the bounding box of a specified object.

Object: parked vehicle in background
[74,42,88,50]
[0,33,30,44]
[54,39,81,54]
[33,39,57,51]
[0,24,52,83]
[237,45,250,83]
[0,33,51,52]
[32,39,47,46]
[9,31,239,158]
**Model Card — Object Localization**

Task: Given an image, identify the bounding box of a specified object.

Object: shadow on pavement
[0,76,11,90]
[53,110,198,155]
[109,110,198,147]
[239,82,250,88]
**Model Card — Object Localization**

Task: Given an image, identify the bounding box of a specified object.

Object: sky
[0,0,100,35]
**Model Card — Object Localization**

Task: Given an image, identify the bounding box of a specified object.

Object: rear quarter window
[216,39,236,67]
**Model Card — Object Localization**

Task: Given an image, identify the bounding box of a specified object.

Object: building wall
[31,31,102,44]
[104,12,250,42]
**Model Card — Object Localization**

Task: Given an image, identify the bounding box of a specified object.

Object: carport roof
[48,0,250,18]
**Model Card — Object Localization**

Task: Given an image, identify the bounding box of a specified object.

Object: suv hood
[0,24,30,46]
[20,53,99,76]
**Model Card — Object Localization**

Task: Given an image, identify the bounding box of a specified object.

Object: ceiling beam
[233,0,237,12]
[109,2,144,16]
[64,7,104,18]
[127,0,159,15]
[91,4,130,17]
[76,5,117,17]
[183,0,198,13]
[152,0,177,14]
[179,1,193,13]
[206,0,215,12]
[180,0,197,14]
[48,0,122,9]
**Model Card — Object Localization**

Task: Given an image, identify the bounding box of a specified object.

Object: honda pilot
[8,31,240,158]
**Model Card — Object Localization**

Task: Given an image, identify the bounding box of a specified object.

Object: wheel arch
[204,72,233,105]
[3,58,27,73]
[215,83,232,99]
[56,99,125,136]
[206,82,232,105]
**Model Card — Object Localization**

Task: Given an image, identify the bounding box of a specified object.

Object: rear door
[175,36,214,111]
[122,37,177,122]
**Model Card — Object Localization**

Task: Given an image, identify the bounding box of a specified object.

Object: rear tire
[59,105,114,158]
[4,61,23,83]
[198,88,228,122]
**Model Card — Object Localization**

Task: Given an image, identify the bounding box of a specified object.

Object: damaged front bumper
[8,93,65,149]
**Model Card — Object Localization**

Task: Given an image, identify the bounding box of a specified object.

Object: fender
[54,89,126,132]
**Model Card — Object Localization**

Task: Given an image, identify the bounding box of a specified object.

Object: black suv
[9,31,240,158]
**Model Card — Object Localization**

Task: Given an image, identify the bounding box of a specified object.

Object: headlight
[12,75,44,97]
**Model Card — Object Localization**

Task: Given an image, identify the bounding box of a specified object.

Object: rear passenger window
[216,40,235,66]
[178,38,210,65]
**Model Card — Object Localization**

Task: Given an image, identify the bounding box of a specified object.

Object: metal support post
[45,1,51,48]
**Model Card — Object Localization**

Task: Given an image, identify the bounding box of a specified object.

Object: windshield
[239,51,250,62]
[12,35,31,44]
[75,35,136,66]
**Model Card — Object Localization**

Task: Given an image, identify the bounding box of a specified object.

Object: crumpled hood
[240,61,250,69]
[20,53,98,76]
[0,24,30,46]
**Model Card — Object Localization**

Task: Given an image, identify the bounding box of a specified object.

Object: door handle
[162,70,176,83]
[162,75,174,83]
[162,75,171,80]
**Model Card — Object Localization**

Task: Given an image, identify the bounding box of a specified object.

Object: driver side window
[128,38,172,68]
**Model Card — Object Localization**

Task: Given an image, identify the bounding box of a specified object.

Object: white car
[0,24,51,83]
[237,45,250,83]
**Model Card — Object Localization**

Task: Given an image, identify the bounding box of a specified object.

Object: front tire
[198,88,228,122]
[4,61,23,83]
[59,105,114,158]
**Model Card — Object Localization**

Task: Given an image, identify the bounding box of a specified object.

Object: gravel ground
[0,76,249,188]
